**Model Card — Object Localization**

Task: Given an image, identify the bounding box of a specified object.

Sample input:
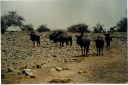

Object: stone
[1,74,5,78]
[49,79,72,83]
[51,68,56,71]
[3,50,6,52]
[8,67,14,72]
[41,63,43,65]
[71,58,77,61]
[53,55,57,57]
[22,68,33,76]
[78,70,83,74]
[56,66,63,71]
[63,67,69,70]
[64,59,68,62]
[30,75,36,78]
[83,70,86,73]
[32,66,36,69]
[17,71,21,75]
[36,65,41,69]
[43,61,47,64]
[78,70,86,74]
[62,79,72,83]
[12,62,16,65]
[76,60,81,63]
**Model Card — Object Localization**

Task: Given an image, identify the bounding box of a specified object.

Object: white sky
[1,0,127,31]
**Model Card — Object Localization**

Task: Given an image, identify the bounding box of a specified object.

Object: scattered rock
[3,50,6,52]
[64,59,68,62]
[24,66,28,69]
[43,61,47,64]
[63,67,70,70]
[49,79,72,83]
[83,70,86,73]
[1,74,5,78]
[62,79,72,83]
[30,75,36,78]
[36,65,41,69]
[32,66,36,69]
[2,63,5,65]
[48,59,52,62]
[17,71,21,75]
[76,60,81,63]
[78,70,83,74]
[53,55,57,57]
[56,66,63,71]
[22,68,34,76]
[71,58,77,61]
[51,68,56,71]
[78,70,86,74]
[8,67,14,72]
[12,62,15,65]
[41,63,43,65]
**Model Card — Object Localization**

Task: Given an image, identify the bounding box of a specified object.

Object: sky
[1,0,127,31]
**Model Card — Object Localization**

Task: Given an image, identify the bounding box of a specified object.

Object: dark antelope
[29,31,40,47]
[76,35,90,56]
[95,35,104,55]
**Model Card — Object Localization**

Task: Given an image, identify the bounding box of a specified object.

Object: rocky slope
[1,31,127,84]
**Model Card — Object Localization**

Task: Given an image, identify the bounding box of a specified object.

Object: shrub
[93,23,104,33]
[67,23,90,33]
[116,18,127,32]
[37,25,50,32]
[21,24,34,32]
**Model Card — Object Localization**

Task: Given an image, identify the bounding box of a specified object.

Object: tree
[1,15,8,33]
[1,11,24,34]
[110,26,116,33]
[67,23,90,33]
[37,25,50,32]
[116,18,127,32]
[93,23,104,33]
[21,24,34,33]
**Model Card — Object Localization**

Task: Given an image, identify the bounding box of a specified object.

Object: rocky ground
[1,31,128,84]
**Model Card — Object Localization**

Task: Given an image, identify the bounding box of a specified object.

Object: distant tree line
[1,11,127,34]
